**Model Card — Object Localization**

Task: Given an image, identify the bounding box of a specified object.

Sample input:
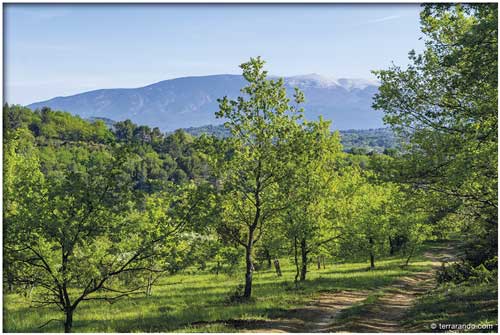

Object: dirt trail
[238,244,457,333]
[329,245,457,332]
[237,290,370,333]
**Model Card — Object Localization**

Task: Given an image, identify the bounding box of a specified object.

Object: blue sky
[4,4,424,105]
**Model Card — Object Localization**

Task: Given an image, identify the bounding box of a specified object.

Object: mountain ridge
[27,74,383,131]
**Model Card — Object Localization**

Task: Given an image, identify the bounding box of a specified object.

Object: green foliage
[2,104,215,332]
[280,117,345,280]
[373,4,497,269]
[340,128,400,153]
[4,105,114,143]
[210,56,305,298]
[212,247,244,275]
[437,260,497,285]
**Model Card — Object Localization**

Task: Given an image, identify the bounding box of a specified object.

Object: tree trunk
[244,161,261,299]
[7,272,14,292]
[293,237,300,285]
[265,248,272,269]
[243,232,254,299]
[322,256,326,269]
[64,308,73,333]
[389,235,395,256]
[405,245,416,266]
[317,256,321,270]
[300,238,307,281]
[28,283,34,299]
[244,257,253,298]
[146,273,153,296]
[274,259,282,277]
[369,237,375,269]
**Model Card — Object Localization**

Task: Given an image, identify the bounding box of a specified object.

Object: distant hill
[338,128,399,153]
[181,124,398,153]
[27,74,383,131]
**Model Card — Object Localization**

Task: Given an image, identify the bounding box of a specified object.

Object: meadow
[4,251,433,332]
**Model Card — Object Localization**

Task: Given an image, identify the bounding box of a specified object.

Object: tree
[373,4,497,267]
[3,140,206,332]
[357,181,393,269]
[281,118,344,282]
[212,57,304,298]
[5,144,132,332]
[383,186,431,265]
[330,167,393,269]
[126,181,214,296]
[3,129,46,295]
[114,119,136,142]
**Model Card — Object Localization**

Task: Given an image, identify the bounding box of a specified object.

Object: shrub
[437,261,496,285]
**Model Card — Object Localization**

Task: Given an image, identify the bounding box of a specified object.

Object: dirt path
[238,244,457,333]
[235,290,370,333]
[329,245,457,332]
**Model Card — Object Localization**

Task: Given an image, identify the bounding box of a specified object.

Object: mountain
[27,74,383,131]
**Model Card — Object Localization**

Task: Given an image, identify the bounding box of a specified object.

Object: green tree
[3,129,46,294]
[373,4,497,267]
[212,57,304,298]
[3,142,207,332]
[127,181,214,296]
[282,118,344,282]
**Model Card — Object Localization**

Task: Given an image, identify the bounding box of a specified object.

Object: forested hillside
[3,3,497,333]
[181,124,399,153]
[81,118,399,154]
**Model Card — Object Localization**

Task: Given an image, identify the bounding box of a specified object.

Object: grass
[403,239,498,332]
[3,254,432,333]
[404,281,498,332]
[334,289,385,321]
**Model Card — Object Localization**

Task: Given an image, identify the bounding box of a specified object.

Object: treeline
[181,124,400,154]
[3,3,497,333]
[340,128,399,154]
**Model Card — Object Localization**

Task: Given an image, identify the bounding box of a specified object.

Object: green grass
[3,255,431,333]
[404,282,498,332]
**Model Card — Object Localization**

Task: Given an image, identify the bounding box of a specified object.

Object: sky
[4,4,424,105]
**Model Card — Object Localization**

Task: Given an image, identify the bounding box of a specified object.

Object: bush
[469,264,497,284]
[437,261,496,285]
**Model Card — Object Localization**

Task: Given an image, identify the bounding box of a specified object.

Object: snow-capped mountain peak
[337,78,380,90]
[284,73,340,88]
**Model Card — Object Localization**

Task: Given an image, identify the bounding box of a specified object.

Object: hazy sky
[4,4,424,105]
